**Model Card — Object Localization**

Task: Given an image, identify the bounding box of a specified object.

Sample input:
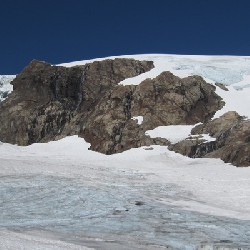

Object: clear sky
[1,0,250,74]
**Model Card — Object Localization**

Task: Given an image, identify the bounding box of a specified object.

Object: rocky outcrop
[0,58,223,156]
[170,111,250,167]
[0,58,154,147]
[132,72,224,130]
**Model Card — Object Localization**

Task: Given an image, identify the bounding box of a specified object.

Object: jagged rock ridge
[1,57,248,167]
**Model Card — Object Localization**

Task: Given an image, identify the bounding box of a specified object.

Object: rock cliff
[170,111,250,167]
[3,57,246,165]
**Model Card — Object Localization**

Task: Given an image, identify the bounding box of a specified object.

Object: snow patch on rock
[131,116,143,125]
[145,125,196,144]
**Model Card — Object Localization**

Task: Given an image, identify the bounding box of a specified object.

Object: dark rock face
[170,111,250,167]
[0,58,154,147]
[0,58,223,157]
[132,72,223,130]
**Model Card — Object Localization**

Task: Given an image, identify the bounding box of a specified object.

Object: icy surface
[1,136,250,249]
[0,75,15,102]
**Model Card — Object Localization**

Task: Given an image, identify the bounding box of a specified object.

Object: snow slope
[1,54,250,249]
[1,136,250,249]
[1,135,250,220]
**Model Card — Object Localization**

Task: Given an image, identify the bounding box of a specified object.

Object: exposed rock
[0,58,223,158]
[132,72,224,130]
[0,58,154,147]
[215,82,229,91]
[170,111,250,167]
[135,201,145,206]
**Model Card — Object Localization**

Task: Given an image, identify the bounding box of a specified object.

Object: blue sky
[1,0,250,74]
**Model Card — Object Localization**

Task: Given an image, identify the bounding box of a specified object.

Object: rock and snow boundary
[61,54,250,166]
[3,54,250,119]
[60,54,250,119]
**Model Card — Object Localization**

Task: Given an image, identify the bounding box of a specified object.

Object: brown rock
[170,111,250,167]
[0,58,153,146]
[132,72,224,130]
[0,58,224,159]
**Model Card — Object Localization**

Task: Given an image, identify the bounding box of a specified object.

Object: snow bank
[214,85,250,119]
[0,230,92,250]
[145,125,195,144]
[131,116,143,125]
[1,136,250,221]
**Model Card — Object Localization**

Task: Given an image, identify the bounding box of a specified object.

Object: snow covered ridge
[0,75,15,102]
[59,54,250,89]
